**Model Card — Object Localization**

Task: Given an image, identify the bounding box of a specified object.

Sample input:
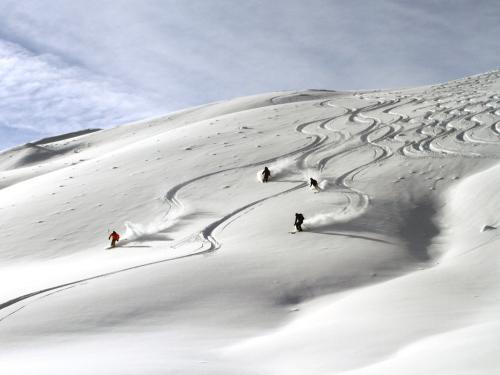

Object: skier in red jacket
[109,231,120,248]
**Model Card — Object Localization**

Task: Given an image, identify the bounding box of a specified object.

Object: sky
[0,0,499,150]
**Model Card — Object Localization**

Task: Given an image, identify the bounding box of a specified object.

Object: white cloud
[0,39,159,149]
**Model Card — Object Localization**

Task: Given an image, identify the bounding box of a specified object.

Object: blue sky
[1,0,499,150]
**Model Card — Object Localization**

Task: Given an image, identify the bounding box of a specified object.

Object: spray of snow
[256,170,265,183]
[304,208,364,229]
[121,220,172,243]
[120,210,180,244]
[256,157,297,182]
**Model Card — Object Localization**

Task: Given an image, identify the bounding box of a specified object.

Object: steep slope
[0,72,499,374]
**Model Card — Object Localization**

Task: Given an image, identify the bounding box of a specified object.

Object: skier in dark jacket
[310,178,319,190]
[109,231,120,248]
[294,213,305,232]
[262,167,271,183]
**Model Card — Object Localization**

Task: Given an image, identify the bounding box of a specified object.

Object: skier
[310,178,319,191]
[294,213,305,232]
[108,230,120,248]
[262,167,271,183]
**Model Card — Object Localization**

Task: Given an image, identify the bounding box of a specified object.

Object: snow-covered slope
[1,72,499,374]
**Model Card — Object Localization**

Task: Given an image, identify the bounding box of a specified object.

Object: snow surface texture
[1,72,500,374]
